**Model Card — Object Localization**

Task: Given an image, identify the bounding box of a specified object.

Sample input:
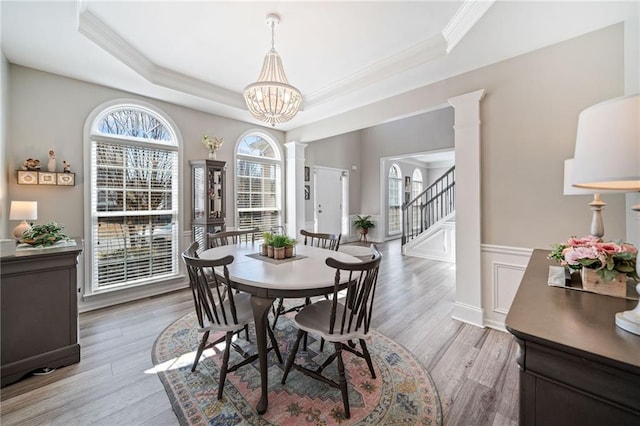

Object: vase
[284,245,294,258]
[208,150,217,160]
[261,244,268,256]
[580,268,627,298]
[274,247,285,260]
[267,245,274,258]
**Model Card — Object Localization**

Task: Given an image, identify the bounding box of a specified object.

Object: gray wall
[304,130,361,222]
[5,65,285,239]
[1,49,8,238]
[360,107,455,214]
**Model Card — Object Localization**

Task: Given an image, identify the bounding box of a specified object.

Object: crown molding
[77,5,245,109]
[443,0,495,53]
[76,1,491,116]
[303,33,447,108]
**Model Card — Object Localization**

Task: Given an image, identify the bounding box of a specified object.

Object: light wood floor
[0,239,519,425]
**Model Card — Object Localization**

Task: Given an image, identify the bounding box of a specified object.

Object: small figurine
[47,150,56,172]
[63,161,71,173]
[21,158,41,171]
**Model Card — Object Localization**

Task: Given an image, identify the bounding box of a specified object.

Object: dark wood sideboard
[1,239,83,387]
[506,249,640,425]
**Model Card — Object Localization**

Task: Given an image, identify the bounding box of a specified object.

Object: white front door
[314,167,344,235]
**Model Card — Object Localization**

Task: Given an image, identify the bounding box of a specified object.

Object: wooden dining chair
[206,227,259,249]
[271,229,342,330]
[181,241,282,400]
[281,244,382,419]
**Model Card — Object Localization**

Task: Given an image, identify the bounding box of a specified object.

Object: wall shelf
[17,171,75,186]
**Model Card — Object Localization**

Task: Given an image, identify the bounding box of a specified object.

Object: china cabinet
[190,159,226,250]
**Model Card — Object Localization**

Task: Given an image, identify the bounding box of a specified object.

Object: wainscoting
[481,244,533,331]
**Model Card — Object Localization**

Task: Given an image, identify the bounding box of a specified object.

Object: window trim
[233,130,284,231]
[388,163,403,236]
[83,99,184,298]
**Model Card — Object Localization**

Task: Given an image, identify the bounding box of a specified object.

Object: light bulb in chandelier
[243,14,302,127]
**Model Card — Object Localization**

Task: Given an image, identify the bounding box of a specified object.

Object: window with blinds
[388,164,402,234]
[89,106,179,292]
[236,134,282,232]
[411,169,423,232]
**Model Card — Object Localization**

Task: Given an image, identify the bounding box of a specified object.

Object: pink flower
[620,243,638,255]
[567,236,601,247]
[563,246,599,266]
[595,242,621,254]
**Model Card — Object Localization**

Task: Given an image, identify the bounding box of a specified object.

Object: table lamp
[9,201,38,239]
[563,158,617,238]
[572,93,640,335]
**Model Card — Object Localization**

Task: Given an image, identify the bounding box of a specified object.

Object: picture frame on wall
[17,170,38,185]
[304,185,310,200]
[38,172,56,185]
[304,166,310,182]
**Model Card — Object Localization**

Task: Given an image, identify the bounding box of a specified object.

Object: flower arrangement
[202,134,224,152]
[549,235,639,283]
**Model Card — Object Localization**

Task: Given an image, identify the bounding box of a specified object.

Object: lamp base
[615,283,640,336]
[13,220,31,239]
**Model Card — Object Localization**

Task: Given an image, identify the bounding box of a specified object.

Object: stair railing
[402,166,455,245]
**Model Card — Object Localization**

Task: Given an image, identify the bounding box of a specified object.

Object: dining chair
[271,229,342,330]
[281,244,382,418]
[181,241,282,400]
[207,227,259,248]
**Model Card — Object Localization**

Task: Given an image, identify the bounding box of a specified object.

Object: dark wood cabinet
[190,159,226,250]
[1,240,83,387]
[506,250,640,425]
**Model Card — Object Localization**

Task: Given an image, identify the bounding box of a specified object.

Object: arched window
[86,102,180,294]
[388,164,402,234]
[235,132,283,231]
[411,169,423,231]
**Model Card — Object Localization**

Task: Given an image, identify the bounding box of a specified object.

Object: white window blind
[235,134,282,232]
[388,164,402,234]
[89,106,179,292]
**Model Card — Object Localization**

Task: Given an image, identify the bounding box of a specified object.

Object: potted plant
[20,222,69,247]
[261,232,272,256]
[284,236,298,258]
[271,234,288,260]
[353,215,375,238]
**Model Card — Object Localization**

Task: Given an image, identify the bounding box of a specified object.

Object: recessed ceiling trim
[443,0,495,53]
[304,33,447,108]
[77,5,245,109]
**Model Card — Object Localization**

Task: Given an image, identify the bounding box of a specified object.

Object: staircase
[401,166,455,260]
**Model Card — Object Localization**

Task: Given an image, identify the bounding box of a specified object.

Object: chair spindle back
[326,244,382,337]
[301,229,341,251]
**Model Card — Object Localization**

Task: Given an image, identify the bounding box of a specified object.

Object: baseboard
[452,302,485,327]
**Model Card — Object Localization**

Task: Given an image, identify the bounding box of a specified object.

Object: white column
[285,142,307,238]
[448,89,486,327]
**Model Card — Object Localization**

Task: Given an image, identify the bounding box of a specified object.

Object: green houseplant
[20,222,69,247]
[353,215,375,237]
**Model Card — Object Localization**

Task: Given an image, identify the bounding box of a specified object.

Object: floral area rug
[152,311,442,425]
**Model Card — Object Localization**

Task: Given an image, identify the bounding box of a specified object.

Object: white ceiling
[1,1,638,133]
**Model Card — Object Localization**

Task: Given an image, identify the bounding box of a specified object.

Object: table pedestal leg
[250,295,274,415]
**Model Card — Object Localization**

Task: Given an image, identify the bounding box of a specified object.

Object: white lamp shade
[563,159,619,195]
[572,94,640,190]
[9,201,38,220]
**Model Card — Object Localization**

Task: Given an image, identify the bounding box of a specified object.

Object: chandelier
[243,14,302,127]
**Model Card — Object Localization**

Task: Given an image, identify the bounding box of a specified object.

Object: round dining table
[199,242,362,414]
